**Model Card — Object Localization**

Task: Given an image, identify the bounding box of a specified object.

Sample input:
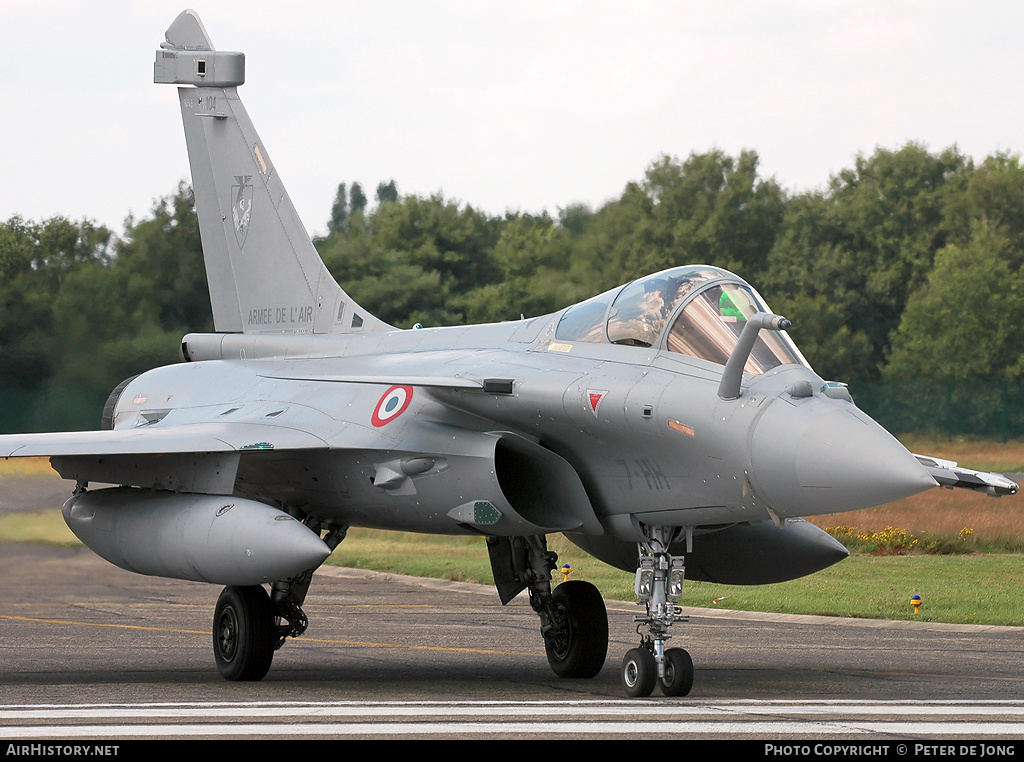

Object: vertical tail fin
[154,10,389,335]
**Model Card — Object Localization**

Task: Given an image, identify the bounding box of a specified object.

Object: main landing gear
[622,525,693,697]
[212,519,347,681]
[487,534,608,679]
[212,575,318,681]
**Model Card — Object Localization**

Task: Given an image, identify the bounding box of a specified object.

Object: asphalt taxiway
[2,543,1024,738]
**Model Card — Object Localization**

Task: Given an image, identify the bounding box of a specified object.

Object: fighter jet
[1,10,1016,697]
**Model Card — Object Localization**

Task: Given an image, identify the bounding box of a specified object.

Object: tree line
[2,142,1023,433]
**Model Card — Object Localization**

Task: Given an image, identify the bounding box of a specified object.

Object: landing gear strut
[487,534,608,679]
[622,525,693,697]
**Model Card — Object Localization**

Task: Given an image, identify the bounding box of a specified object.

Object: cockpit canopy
[554,265,807,376]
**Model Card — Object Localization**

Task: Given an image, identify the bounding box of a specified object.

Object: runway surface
[2,543,1024,740]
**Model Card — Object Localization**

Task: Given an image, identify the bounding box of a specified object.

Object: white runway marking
[3,700,1024,738]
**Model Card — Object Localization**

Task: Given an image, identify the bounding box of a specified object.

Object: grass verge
[324,528,1024,627]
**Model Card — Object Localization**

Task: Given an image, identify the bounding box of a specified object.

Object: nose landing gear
[622,525,693,697]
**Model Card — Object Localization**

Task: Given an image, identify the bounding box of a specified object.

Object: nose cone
[749,400,937,517]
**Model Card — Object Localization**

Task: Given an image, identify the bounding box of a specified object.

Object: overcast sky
[2,1,1022,239]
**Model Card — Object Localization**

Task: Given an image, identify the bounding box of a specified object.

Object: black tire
[659,647,694,697]
[213,585,276,681]
[621,647,657,697]
[545,580,609,678]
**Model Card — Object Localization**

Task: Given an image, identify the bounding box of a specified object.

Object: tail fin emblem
[231,175,253,248]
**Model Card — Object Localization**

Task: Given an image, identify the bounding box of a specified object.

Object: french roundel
[371,385,413,427]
